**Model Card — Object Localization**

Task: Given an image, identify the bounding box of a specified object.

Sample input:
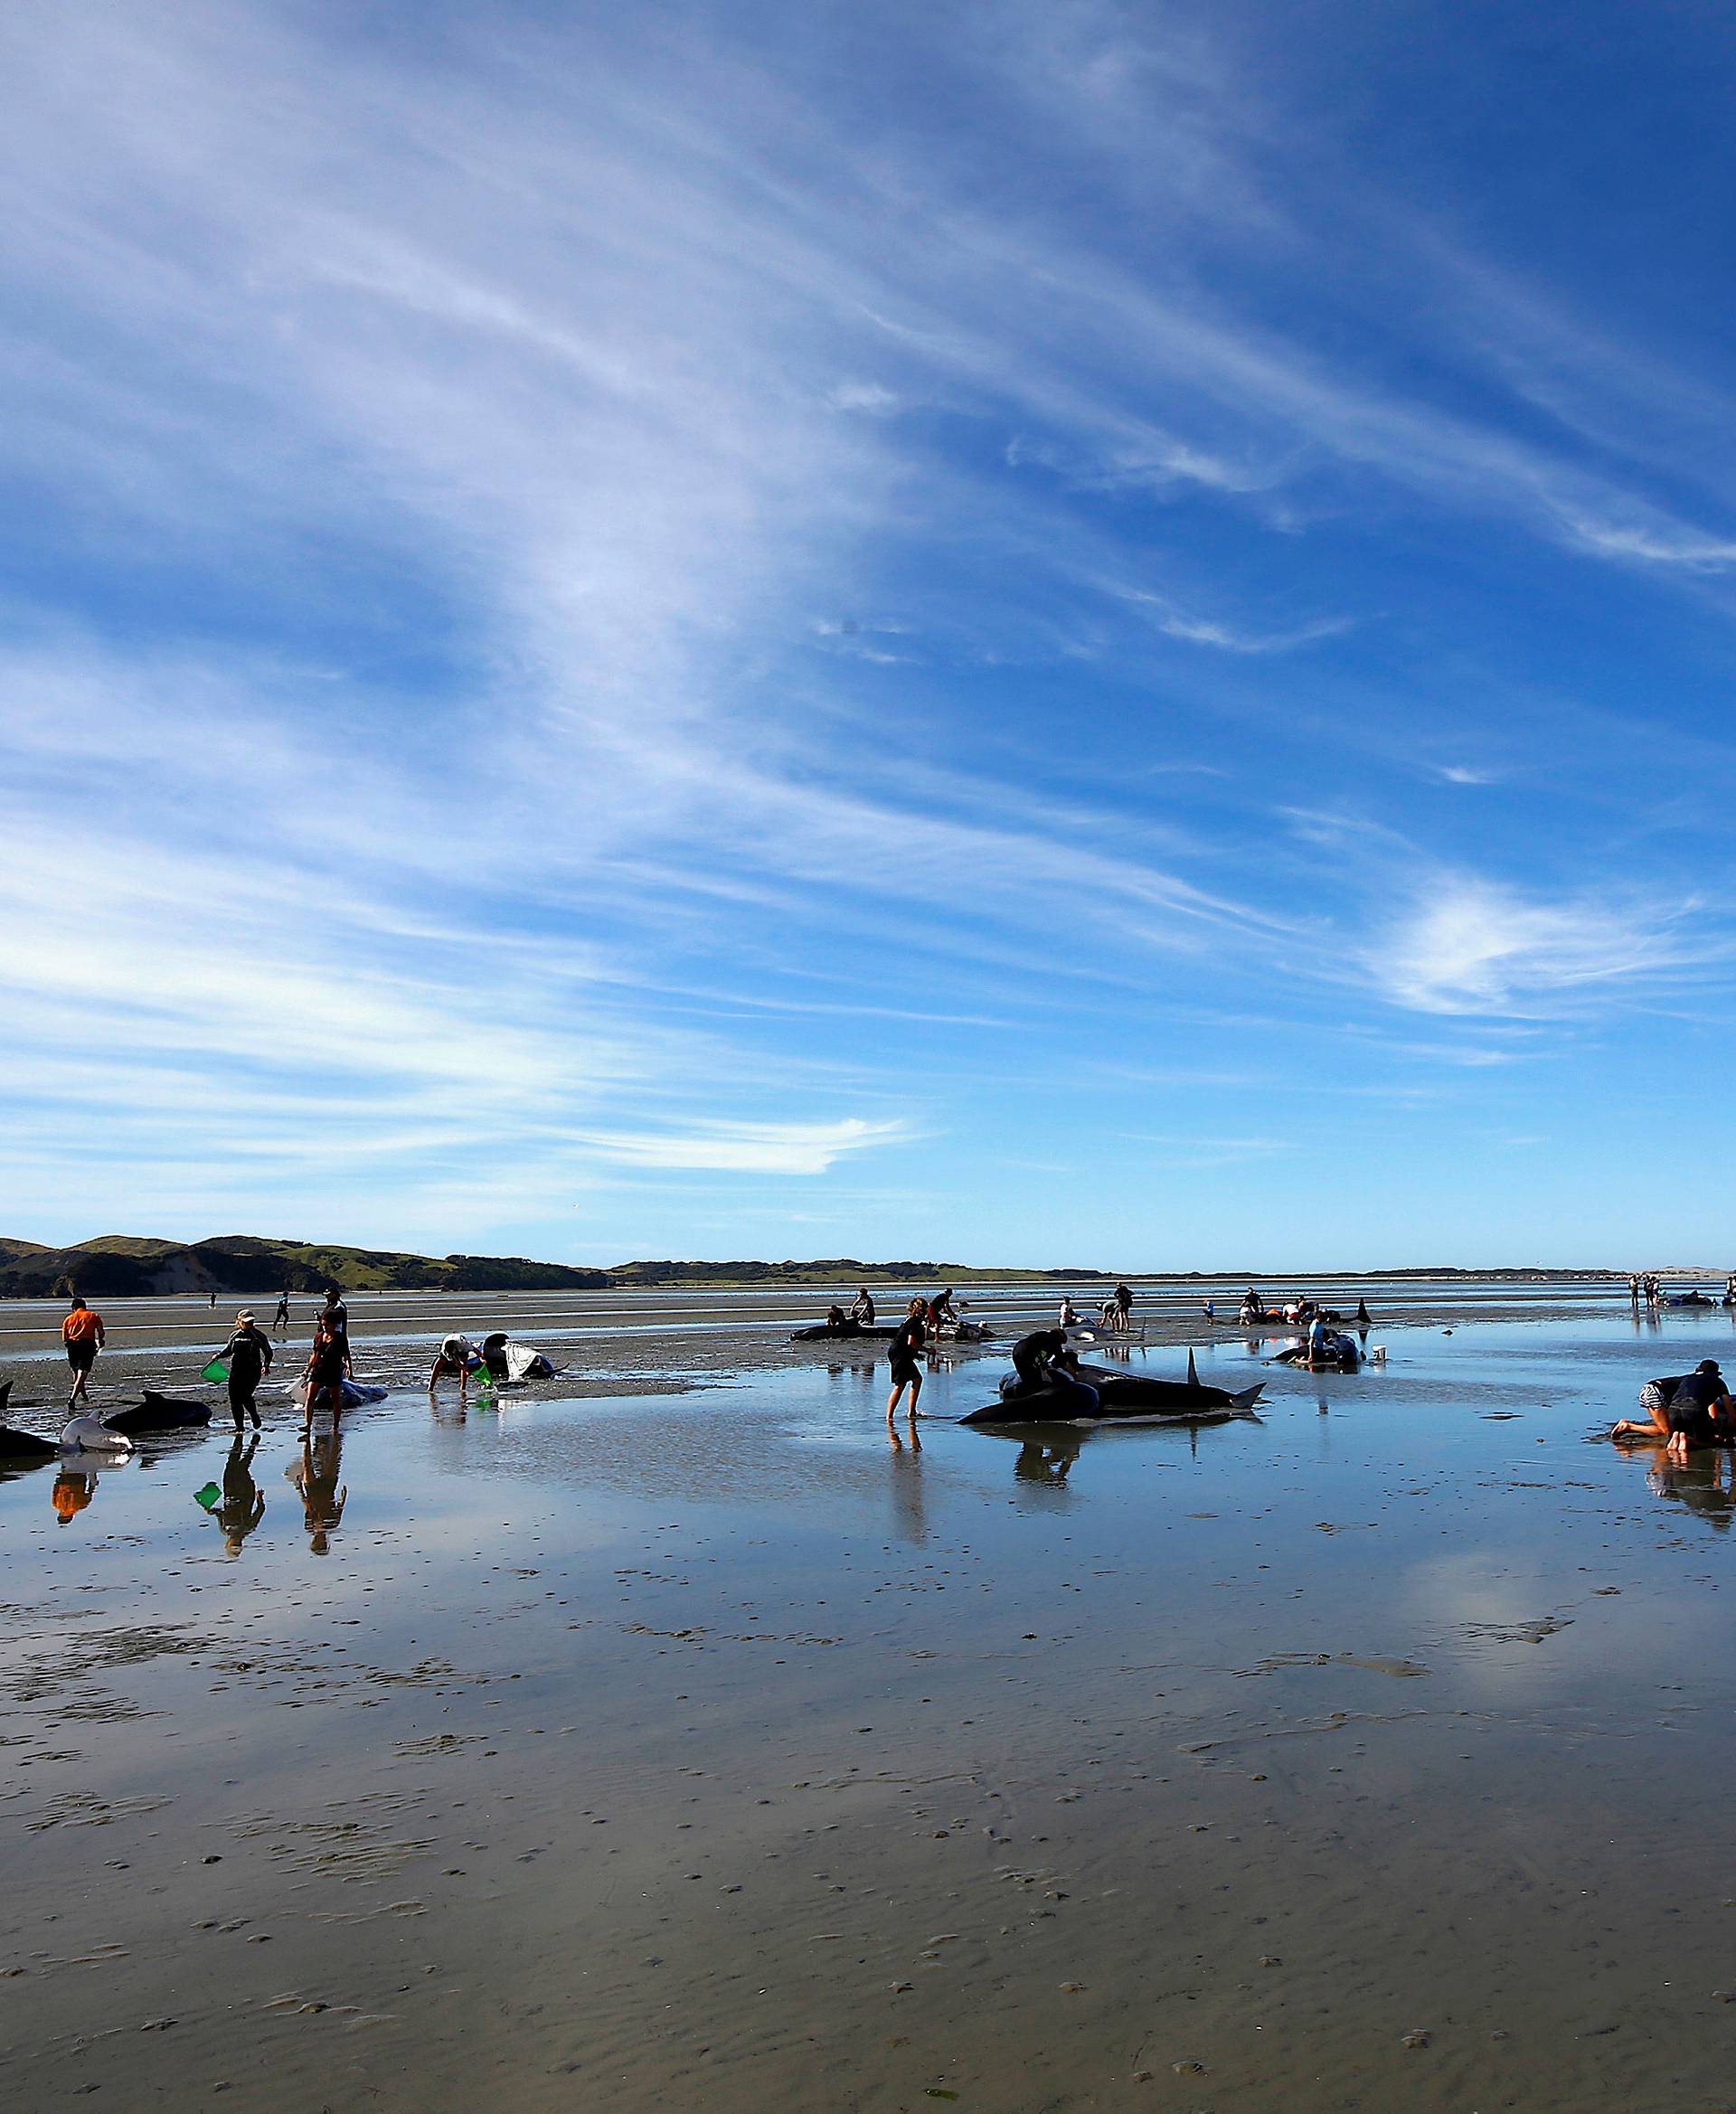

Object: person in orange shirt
[61,1295,106,1405]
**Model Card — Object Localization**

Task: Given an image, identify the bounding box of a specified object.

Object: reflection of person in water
[1647,1449,1733,1530]
[52,1468,98,1524]
[213,1433,266,1555]
[286,1428,347,1554]
[1015,1439,1080,1485]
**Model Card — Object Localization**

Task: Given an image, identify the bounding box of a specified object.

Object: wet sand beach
[3,1282,1734,2111]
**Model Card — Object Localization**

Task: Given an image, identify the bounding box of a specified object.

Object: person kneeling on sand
[1611,1359,1736,1462]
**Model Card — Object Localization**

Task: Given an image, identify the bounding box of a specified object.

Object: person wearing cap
[217,1309,274,1430]
[1612,1358,1736,1460]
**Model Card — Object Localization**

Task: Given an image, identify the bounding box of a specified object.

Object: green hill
[0,1235,610,1298]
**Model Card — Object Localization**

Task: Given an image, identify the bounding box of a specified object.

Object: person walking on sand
[61,1296,105,1406]
[300,1314,352,1430]
[885,1297,928,1429]
[218,1309,273,1430]
[273,1290,290,1334]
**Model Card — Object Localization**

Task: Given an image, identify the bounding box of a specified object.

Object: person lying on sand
[1610,1360,1736,1462]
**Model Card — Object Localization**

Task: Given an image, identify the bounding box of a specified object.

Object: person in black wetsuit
[1001,1331,1100,1415]
[218,1310,274,1430]
[885,1298,928,1427]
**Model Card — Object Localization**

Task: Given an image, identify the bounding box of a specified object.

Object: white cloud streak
[2,3,1735,1248]
[1375,879,1694,1018]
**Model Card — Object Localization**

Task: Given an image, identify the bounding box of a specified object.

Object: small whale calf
[103,1392,213,1434]
[59,1415,135,1454]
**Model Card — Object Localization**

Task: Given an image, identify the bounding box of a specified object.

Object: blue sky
[5,0,1736,1269]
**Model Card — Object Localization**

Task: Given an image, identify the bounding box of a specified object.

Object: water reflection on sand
[2,1301,1735,2114]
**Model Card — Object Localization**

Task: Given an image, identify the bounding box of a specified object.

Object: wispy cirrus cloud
[1156,610,1354,655]
[4,1,1736,1262]
[1373,878,1696,1018]
[576,1118,911,1175]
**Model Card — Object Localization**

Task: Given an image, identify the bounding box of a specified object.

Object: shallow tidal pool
[3,1301,1734,2112]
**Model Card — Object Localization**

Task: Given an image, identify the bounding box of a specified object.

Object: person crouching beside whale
[428,1333,476,1391]
[1001,1330,1100,1416]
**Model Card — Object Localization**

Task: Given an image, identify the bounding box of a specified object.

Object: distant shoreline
[2,1232,1722,1298]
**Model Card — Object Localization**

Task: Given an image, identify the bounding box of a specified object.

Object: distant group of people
[1628,1273,1736,1310]
[1056,1283,1134,1333]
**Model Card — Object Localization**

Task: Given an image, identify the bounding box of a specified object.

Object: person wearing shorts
[1662,1361,1735,1462]
[885,1298,928,1430]
[1613,1359,1736,1459]
[61,1297,105,1405]
[301,1317,352,1430]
